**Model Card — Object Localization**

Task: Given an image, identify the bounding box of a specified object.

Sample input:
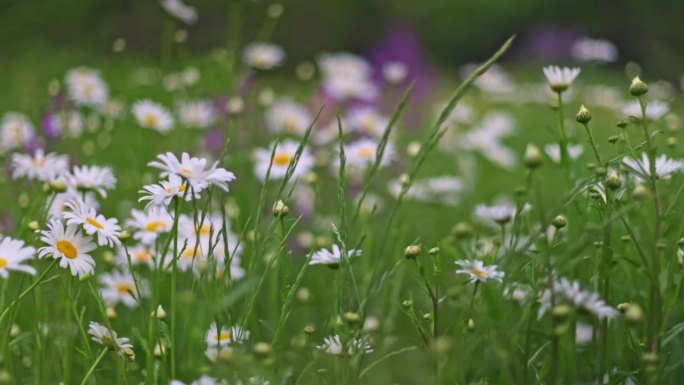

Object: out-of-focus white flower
[538,277,618,320]
[117,244,155,268]
[454,259,504,283]
[0,112,35,151]
[542,65,581,92]
[88,322,135,360]
[65,67,109,106]
[544,143,584,164]
[253,140,314,181]
[388,176,464,206]
[317,335,373,355]
[127,207,173,245]
[310,244,361,268]
[265,99,311,136]
[575,323,593,346]
[342,138,394,170]
[133,100,174,133]
[571,38,618,63]
[206,324,250,347]
[382,61,408,84]
[0,237,36,279]
[474,203,522,225]
[99,271,147,308]
[243,43,285,70]
[38,220,97,277]
[62,165,117,197]
[318,52,377,101]
[621,100,669,120]
[346,107,389,137]
[160,0,197,25]
[623,153,684,180]
[178,100,215,129]
[11,149,69,182]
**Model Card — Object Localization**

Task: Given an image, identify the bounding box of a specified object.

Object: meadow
[1,2,684,385]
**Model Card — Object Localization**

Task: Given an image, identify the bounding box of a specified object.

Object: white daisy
[0,112,35,151]
[47,190,99,220]
[177,100,215,129]
[87,322,135,360]
[117,244,155,268]
[65,67,109,106]
[127,207,173,245]
[99,271,146,308]
[623,153,684,180]
[139,174,199,208]
[310,244,361,268]
[63,199,121,247]
[132,100,174,133]
[0,237,37,279]
[346,107,389,137]
[474,202,529,225]
[205,324,250,347]
[62,165,117,197]
[621,100,669,120]
[544,143,584,164]
[11,149,69,182]
[148,152,236,193]
[343,138,394,170]
[542,65,581,92]
[242,43,285,70]
[253,140,314,181]
[38,220,97,277]
[571,38,618,63]
[317,52,377,101]
[265,99,311,135]
[317,335,373,355]
[160,0,198,25]
[454,259,504,283]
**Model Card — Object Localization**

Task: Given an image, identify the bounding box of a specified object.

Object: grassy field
[1,11,684,385]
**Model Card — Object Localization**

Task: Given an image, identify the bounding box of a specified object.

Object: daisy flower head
[148,152,236,193]
[63,165,116,197]
[474,203,521,225]
[623,153,684,180]
[117,244,155,268]
[139,174,199,208]
[64,67,109,106]
[346,107,389,137]
[132,100,174,133]
[343,138,394,170]
[621,100,669,121]
[542,65,581,93]
[160,0,197,25]
[99,271,146,308]
[127,207,173,245]
[178,100,215,129]
[454,259,504,283]
[38,220,97,277]
[206,324,250,347]
[544,143,584,164]
[87,322,135,360]
[63,199,121,247]
[11,149,69,182]
[317,52,377,101]
[265,98,312,136]
[253,140,314,181]
[571,38,618,63]
[1,112,35,151]
[0,237,37,279]
[317,335,373,356]
[243,43,285,70]
[309,244,361,269]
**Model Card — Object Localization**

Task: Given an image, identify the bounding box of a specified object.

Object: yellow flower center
[198,224,211,236]
[165,183,187,194]
[180,168,192,175]
[357,147,375,159]
[115,282,133,294]
[57,240,78,259]
[143,114,159,127]
[472,268,488,277]
[134,250,152,262]
[86,216,104,229]
[181,247,196,259]
[273,153,292,167]
[0,257,7,268]
[214,331,231,342]
[145,221,167,232]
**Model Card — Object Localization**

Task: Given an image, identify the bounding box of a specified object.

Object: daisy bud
[227,97,244,114]
[629,76,649,96]
[399,173,411,186]
[50,179,67,193]
[633,184,648,200]
[657,241,667,250]
[621,235,631,243]
[406,141,421,157]
[453,222,474,239]
[112,38,126,53]
[254,342,273,356]
[625,304,643,324]
[594,167,607,177]
[575,105,592,124]
[667,137,677,147]
[106,307,117,319]
[608,135,619,144]
[28,221,39,231]
[343,312,361,324]
[154,342,166,357]
[305,171,318,184]
[523,144,543,169]
[403,244,421,260]
[428,247,440,256]
[401,299,413,309]
[152,305,167,319]
[616,120,629,129]
[467,318,476,331]
[267,3,284,18]
[605,172,622,190]
[304,324,315,335]
[552,304,573,319]
[296,62,315,81]
[10,324,20,337]
[297,287,311,303]
[272,200,289,218]
[217,347,234,362]
[430,336,452,355]
[617,303,630,312]
[258,88,275,106]
[642,352,659,365]
[174,29,188,43]
[118,230,131,242]
[551,215,567,229]
[422,312,433,321]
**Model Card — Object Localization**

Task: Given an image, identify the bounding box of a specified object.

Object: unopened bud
[625,304,643,324]
[118,230,131,241]
[404,244,421,260]
[575,105,592,124]
[552,215,567,229]
[428,247,440,256]
[616,120,629,129]
[151,305,167,319]
[50,179,67,193]
[28,221,39,231]
[106,307,117,319]
[453,222,474,239]
[272,200,289,218]
[605,172,622,190]
[267,3,284,18]
[467,318,476,331]
[343,312,361,324]
[253,342,272,356]
[633,185,648,200]
[630,76,648,96]
[552,304,573,318]
[523,144,543,169]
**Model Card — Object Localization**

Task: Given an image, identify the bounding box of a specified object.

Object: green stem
[0,259,58,325]
[581,122,602,165]
[79,348,108,385]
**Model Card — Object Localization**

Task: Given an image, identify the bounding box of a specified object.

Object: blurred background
[2,0,683,78]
